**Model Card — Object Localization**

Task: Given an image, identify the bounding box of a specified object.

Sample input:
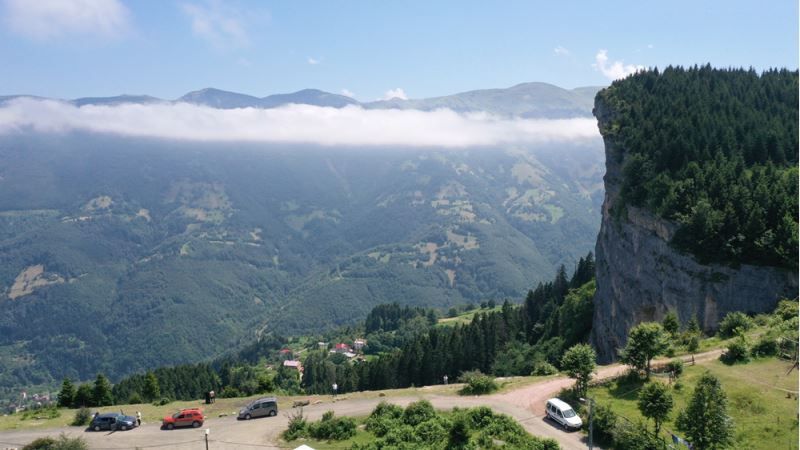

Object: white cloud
[647,43,654,49]
[2,0,130,40]
[554,46,570,57]
[307,57,320,65]
[340,89,356,98]
[0,98,600,148]
[182,0,256,49]
[382,88,408,100]
[593,49,644,80]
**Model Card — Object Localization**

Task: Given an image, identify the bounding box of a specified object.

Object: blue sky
[1,0,797,100]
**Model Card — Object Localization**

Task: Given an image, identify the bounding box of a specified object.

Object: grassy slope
[588,357,799,450]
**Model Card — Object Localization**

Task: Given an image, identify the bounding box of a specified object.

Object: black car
[90,413,138,431]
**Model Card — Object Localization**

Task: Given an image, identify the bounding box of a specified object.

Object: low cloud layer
[0,98,599,148]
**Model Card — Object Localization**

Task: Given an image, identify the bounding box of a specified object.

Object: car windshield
[172,412,182,418]
[563,408,576,418]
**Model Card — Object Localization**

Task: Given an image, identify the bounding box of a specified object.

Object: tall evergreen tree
[57,378,76,408]
[92,374,114,407]
[677,373,734,449]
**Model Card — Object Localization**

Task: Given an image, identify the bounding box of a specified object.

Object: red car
[162,408,205,430]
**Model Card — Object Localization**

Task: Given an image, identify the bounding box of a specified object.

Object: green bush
[751,335,779,357]
[591,404,617,447]
[282,410,308,441]
[718,312,753,338]
[71,407,92,427]
[532,360,558,376]
[308,411,357,441]
[415,419,447,445]
[156,397,171,406]
[666,359,684,378]
[365,401,404,437]
[22,437,57,450]
[774,299,798,322]
[722,335,750,364]
[23,434,88,450]
[613,420,666,450]
[457,370,498,396]
[402,400,436,426]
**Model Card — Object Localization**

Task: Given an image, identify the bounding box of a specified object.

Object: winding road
[0,351,722,450]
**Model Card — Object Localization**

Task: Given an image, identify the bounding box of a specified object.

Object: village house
[282,359,304,374]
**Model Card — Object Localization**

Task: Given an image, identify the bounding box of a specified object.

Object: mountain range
[1,82,599,118]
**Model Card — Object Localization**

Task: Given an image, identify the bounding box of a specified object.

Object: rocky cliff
[591,96,799,363]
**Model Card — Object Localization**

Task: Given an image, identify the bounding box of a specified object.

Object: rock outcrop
[591,96,798,363]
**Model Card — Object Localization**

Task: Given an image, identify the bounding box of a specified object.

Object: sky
[0,0,797,101]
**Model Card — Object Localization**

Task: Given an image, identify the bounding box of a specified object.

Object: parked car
[238,397,278,420]
[162,408,205,430]
[90,413,138,431]
[545,398,583,430]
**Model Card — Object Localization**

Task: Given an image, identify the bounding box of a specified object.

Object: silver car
[237,397,278,420]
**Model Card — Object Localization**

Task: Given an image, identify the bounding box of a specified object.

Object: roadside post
[579,397,594,450]
[205,428,210,450]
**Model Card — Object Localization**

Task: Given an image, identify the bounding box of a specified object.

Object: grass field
[587,356,799,450]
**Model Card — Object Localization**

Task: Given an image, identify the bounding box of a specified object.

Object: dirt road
[0,350,721,450]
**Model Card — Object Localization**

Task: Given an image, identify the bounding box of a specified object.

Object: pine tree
[143,372,161,402]
[92,374,114,406]
[57,378,76,408]
[662,311,680,336]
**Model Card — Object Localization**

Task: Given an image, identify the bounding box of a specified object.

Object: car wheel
[120,425,127,431]
[192,421,201,428]
[166,423,174,430]
[244,414,251,420]
[93,425,101,432]
[269,410,276,417]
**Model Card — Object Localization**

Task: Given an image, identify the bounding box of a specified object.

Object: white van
[545,398,583,430]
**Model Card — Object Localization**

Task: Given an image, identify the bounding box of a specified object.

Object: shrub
[71,408,92,426]
[308,411,356,441]
[415,419,447,445]
[127,393,143,405]
[774,299,798,322]
[365,402,403,436]
[23,434,88,450]
[686,334,700,353]
[721,335,750,364]
[22,437,57,450]
[718,311,753,338]
[591,404,617,447]
[666,359,684,378]
[156,397,171,406]
[403,400,436,426]
[613,420,666,450]
[532,360,558,376]
[282,409,308,441]
[457,370,498,396]
[465,406,494,428]
[751,335,779,357]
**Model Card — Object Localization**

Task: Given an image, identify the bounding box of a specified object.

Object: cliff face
[591,97,799,363]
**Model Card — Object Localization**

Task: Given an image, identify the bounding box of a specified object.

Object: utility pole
[580,397,594,450]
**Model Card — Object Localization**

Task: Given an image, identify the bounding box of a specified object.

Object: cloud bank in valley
[0,98,600,148]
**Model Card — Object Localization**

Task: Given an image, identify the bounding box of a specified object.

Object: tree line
[302,253,595,394]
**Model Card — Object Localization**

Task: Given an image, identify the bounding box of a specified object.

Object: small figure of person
[443,374,448,385]
[136,411,142,426]
[332,383,338,398]
[209,390,216,404]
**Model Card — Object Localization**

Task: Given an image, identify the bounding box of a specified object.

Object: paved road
[0,350,722,450]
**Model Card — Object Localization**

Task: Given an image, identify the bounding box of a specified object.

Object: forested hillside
[87,254,595,405]
[597,66,798,267]
[0,128,602,399]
